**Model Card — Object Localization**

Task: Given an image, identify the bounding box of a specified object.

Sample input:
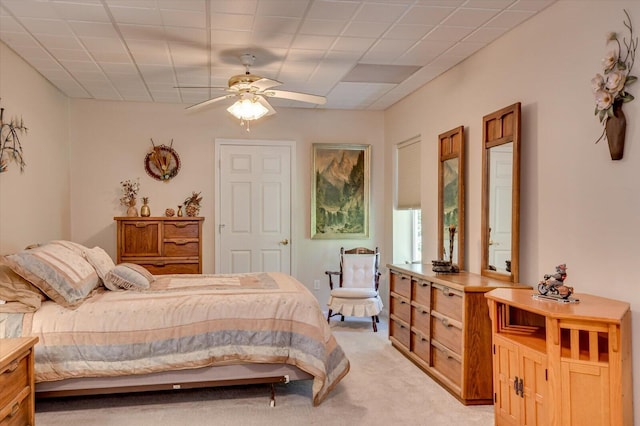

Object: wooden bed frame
[36,362,313,406]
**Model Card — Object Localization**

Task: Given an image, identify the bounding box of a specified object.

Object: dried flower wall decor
[592,10,637,160]
[0,107,28,173]
[144,138,180,181]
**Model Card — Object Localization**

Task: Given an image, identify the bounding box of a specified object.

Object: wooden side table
[0,337,38,426]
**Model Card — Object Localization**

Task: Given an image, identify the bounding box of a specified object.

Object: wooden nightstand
[0,337,38,426]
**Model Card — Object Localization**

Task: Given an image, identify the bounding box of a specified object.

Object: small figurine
[537,264,573,299]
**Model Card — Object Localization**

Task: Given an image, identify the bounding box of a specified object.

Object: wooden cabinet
[115,217,204,274]
[486,288,633,426]
[1,337,38,426]
[387,264,530,405]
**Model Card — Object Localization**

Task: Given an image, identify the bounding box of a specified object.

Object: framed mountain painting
[311,143,370,239]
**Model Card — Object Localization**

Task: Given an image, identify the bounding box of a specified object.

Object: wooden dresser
[115,217,204,274]
[0,337,38,426]
[486,288,632,426]
[387,263,530,405]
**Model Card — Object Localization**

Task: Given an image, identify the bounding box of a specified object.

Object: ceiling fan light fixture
[227,97,269,121]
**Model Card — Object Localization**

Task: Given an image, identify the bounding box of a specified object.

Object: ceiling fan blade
[251,78,282,91]
[186,94,234,111]
[255,95,277,116]
[262,89,326,105]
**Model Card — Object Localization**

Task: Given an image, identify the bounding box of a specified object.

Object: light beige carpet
[35,317,494,425]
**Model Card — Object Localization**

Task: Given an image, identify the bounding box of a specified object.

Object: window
[411,210,422,263]
[393,137,422,264]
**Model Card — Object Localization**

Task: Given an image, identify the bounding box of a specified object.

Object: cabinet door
[520,346,547,426]
[560,361,609,426]
[494,335,520,425]
[120,221,161,257]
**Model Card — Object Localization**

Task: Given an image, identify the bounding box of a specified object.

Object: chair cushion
[331,287,378,299]
[341,254,376,289]
[328,294,383,317]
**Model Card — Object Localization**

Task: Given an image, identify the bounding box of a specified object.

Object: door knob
[280,239,289,245]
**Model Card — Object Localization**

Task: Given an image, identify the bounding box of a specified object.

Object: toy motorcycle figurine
[537,264,574,299]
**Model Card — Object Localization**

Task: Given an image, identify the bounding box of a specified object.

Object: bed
[0,242,350,407]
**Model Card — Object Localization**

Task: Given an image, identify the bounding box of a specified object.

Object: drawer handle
[4,360,19,374]
[400,275,409,281]
[442,286,453,297]
[399,300,407,305]
[155,262,166,266]
[174,223,189,228]
[9,402,20,417]
[172,240,189,245]
[420,282,429,287]
[441,317,450,327]
[421,309,429,315]
[135,222,150,228]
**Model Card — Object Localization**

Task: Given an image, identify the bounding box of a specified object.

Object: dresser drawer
[164,221,200,239]
[390,294,411,323]
[120,221,161,257]
[411,330,430,365]
[1,387,30,426]
[0,354,27,410]
[390,272,411,299]
[431,341,462,388]
[163,240,199,257]
[136,261,200,275]
[411,303,430,335]
[412,279,431,307]
[390,317,411,349]
[431,283,463,322]
[431,311,462,355]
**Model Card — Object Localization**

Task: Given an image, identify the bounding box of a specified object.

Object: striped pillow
[5,242,99,308]
[104,263,154,290]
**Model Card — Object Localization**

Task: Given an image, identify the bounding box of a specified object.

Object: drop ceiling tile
[51,2,110,22]
[157,0,205,13]
[307,1,359,20]
[119,24,166,40]
[253,16,300,34]
[249,31,294,49]
[91,50,132,62]
[360,38,416,64]
[0,32,38,48]
[299,19,346,36]
[399,39,454,65]
[509,0,556,12]
[353,3,408,23]
[69,21,119,37]
[18,18,73,36]
[385,24,433,40]
[100,62,137,73]
[291,34,335,50]
[71,71,108,82]
[0,15,25,32]
[464,0,515,8]
[210,0,257,15]
[446,41,485,57]
[343,21,390,38]
[38,68,74,81]
[105,0,157,8]
[331,36,376,53]
[122,93,153,102]
[49,48,93,61]
[211,29,252,45]
[0,1,58,19]
[164,27,207,44]
[210,13,254,31]
[413,0,465,6]
[486,10,535,28]
[80,36,127,53]
[33,34,83,49]
[256,0,309,18]
[398,6,455,26]
[109,6,162,26]
[423,26,475,42]
[443,8,499,27]
[160,8,206,28]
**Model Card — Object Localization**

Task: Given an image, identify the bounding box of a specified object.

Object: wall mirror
[481,103,521,282]
[438,126,465,270]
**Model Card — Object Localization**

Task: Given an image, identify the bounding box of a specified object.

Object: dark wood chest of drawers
[115,217,204,274]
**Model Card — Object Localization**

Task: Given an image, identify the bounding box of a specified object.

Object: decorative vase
[140,197,151,217]
[177,205,183,217]
[605,101,626,160]
[126,199,138,217]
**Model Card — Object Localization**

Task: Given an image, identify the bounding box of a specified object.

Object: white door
[215,140,292,274]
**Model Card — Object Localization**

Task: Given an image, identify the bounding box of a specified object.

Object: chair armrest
[325,270,340,289]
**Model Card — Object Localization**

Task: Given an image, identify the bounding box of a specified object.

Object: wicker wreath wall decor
[144,138,180,182]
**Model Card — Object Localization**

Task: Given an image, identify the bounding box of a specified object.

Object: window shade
[396,137,421,210]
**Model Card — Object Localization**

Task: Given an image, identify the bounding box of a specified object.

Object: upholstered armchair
[325,247,383,332]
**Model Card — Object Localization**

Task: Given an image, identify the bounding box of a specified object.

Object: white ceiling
[0,0,556,111]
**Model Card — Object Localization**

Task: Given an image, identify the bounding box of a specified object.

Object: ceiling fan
[179,54,326,129]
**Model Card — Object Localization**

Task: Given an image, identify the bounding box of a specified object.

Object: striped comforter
[3,272,349,405]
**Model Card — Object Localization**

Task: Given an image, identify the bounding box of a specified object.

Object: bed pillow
[83,246,116,289]
[0,260,46,312]
[4,243,100,308]
[104,263,154,290]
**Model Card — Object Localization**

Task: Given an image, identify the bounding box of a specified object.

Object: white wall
[68,99,385,306]
[0,42,69,253]
[384,1,639,422]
